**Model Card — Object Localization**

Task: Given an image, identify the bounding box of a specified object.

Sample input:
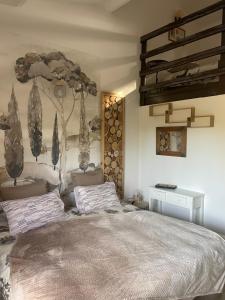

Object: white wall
[124,90,139,199]
[138,95,225,234]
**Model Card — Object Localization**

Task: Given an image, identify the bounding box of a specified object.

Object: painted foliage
[4,88,24,185]
[27,80,42,161]
[52,113,60,170]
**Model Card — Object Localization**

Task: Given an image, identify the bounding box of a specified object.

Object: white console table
[149,187,204,225]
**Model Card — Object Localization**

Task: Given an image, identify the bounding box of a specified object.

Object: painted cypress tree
[4,87,24,186]
[28,79,42,161]
[52,113,59,170]
[78,90,90,172]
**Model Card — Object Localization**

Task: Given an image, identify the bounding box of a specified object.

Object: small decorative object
[156,126,187,157]
[52,113,60,170]
[168,10,185,42]
[102,93,125,199]
[4,87,24,186]
[155,183,177,189]
[0,114,10,130]
[131,192,148,210]
[28,79,42,161]
[168,27,185,42]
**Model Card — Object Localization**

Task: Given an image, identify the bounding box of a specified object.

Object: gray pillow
[74,182,121,214]
[71,168,104,187]
[1,192,66,236]
[0,179,48,201]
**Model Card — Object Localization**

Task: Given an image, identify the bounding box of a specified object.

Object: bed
[0,166,225,300]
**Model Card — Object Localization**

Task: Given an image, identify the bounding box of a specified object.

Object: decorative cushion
[0,179,48,201]
[1,192,66,236]
[74,182,121,213]
[71,168,104,187]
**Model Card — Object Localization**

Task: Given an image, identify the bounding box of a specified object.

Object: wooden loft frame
[140,0,225,106]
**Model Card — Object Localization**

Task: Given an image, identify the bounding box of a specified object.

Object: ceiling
[0,0,131,12]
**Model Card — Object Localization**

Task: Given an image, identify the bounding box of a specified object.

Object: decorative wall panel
[101,93,125,199]
[0,50,101,188]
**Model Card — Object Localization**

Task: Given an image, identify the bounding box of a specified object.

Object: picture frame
[168,27,186,42]
[156,126,187,157]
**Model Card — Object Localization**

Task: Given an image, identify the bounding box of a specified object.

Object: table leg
[158,200,163,214]
[189,208,194,223]
[149,198,153,211]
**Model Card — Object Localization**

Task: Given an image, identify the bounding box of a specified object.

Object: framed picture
[168,27,185,42]
[156,126,187,157]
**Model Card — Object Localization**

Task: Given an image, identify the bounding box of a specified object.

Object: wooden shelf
[140,1,225,106]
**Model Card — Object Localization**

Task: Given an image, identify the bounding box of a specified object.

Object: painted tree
[15,52,97,186]
[28,79,42,161]
[52,113,60,170]
[79,90,90,172]
[4,87,24,186]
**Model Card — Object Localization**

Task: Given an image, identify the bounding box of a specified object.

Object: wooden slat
[140,46,225,76]
[141,24,225,60]
[141,82,224,106]
[140,67,225,92]
[219,7,225,83]
[141,0,225,42]
[140,41,147,106]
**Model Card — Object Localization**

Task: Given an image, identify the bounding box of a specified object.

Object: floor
[196,286,225,300]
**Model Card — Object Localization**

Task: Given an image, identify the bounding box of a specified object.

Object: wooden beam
[219,7,225,84]
[141,24,225,60]
[140,82,225,106]
[140,67,225,92]
[140,41,147,106]
[141,0,225,42]
[140,46,225,76]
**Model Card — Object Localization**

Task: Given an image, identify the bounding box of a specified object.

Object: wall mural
[0,51,100,187]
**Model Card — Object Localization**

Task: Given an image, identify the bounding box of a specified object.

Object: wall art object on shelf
[4,87,24,186]
[168,26,185,42]
[149,102,215,128]
[101,93,125,199]
[156,126,187,157]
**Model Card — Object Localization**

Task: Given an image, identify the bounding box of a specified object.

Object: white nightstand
[149,187,204,225]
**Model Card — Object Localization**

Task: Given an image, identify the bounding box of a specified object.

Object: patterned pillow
[74,182,121,213]
[1,192,66,236]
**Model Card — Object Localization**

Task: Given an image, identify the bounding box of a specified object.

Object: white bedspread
[9,210,225,300]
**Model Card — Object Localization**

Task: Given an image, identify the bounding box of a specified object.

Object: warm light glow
[115,80,137,98]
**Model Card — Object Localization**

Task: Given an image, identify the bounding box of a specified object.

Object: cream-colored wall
[138,95,225,234]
